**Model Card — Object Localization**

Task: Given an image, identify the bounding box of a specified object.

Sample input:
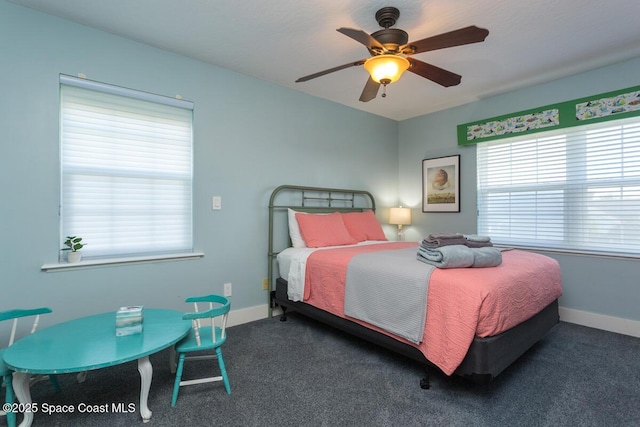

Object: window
[477,115,640,257]
[60,75,194,260]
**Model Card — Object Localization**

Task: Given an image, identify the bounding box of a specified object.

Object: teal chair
[171,294,231,407]
[1,308,60,427]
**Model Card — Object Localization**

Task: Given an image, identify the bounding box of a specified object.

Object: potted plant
[63,236,86,263]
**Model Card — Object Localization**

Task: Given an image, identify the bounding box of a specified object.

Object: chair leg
[49,375,61,392]
[30,374,61,393]
[216,348,231,395]
[4,372,16,427]
[171,353,186,407]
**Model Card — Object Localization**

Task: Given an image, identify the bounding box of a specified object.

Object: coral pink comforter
[302,243,562,375]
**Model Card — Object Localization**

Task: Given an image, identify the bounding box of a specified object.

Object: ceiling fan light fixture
[364,55,410,85]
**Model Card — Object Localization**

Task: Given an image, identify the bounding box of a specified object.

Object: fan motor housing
[371,28,408,53]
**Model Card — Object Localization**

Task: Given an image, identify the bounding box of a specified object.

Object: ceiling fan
[295,6,489,102]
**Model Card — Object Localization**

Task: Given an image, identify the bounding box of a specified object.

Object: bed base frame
[274,278,559,387]
[267,185,560,387]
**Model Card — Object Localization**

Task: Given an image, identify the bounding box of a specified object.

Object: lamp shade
[364,55,410,84]
[389,207,411,225]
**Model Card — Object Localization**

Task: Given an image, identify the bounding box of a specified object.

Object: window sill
[497,245,640,261]
[41,252,205,272]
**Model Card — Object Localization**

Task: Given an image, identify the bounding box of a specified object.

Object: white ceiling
[11,0,640,121]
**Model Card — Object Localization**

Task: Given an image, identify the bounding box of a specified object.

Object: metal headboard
[267,185,376,317]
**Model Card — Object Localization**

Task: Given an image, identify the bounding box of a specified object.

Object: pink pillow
[341,210,387,242]
[295,212,357,248]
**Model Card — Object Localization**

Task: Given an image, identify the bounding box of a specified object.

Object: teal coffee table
[3,309,190,426]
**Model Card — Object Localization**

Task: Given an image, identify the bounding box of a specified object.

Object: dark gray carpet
[15,314,640,426]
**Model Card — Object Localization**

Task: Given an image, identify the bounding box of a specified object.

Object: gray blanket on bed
[344,247,434,344]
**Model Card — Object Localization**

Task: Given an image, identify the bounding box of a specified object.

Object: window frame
[47,75,201,270]
[476,115,640,259]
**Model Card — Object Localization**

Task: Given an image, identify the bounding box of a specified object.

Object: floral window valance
[458,84,640,145]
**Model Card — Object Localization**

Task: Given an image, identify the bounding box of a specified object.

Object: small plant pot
[68,251,82,263]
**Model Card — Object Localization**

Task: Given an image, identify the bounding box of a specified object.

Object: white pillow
[288,209,307,248]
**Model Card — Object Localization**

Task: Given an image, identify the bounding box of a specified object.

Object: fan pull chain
[381,84,387,98]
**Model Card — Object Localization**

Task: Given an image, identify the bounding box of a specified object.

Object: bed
[267,185,562,387]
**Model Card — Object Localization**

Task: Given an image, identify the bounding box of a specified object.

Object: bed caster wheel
[420,377,430,389]
[420,373,431,390]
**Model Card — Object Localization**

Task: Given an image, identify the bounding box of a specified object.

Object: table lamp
[389,206,411,241]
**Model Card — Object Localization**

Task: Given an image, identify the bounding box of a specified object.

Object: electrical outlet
[262,278,269,290]
[223,282,232,297]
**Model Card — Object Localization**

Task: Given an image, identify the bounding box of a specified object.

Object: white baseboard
[559,307,640,338]
[226,304,267,327]
[227,303,640,339]
[226,303,282,328]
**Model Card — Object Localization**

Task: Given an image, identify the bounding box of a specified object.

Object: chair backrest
[0,308,52,348]
[183,295,230,347]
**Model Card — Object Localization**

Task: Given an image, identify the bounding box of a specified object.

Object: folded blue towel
[417,245,502,269]
[416,245,475,269]
[471,247,502,267]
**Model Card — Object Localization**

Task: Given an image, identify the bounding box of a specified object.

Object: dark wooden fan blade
[296,59,366,83]
[337,28,385,52]
[359,77,380,102]
[407,58,461,87]
[403,25,489,54]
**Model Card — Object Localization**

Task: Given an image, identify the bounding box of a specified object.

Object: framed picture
[422,155,460,212]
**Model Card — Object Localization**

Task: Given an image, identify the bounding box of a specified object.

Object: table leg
[12,372,33,427]
[3,371,16,427]
[169,346,176,374]
[137,356,153,423]
[76,371,88,383]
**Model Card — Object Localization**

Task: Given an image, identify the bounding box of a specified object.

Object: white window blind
[477,115,640,257]
[60,75,194,259]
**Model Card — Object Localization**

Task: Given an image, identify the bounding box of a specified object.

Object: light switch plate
[212,196,221,210]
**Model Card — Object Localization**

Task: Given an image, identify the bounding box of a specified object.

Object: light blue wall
[398,57,640,321]
[2,0,638,327]
[0,1,399,326]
